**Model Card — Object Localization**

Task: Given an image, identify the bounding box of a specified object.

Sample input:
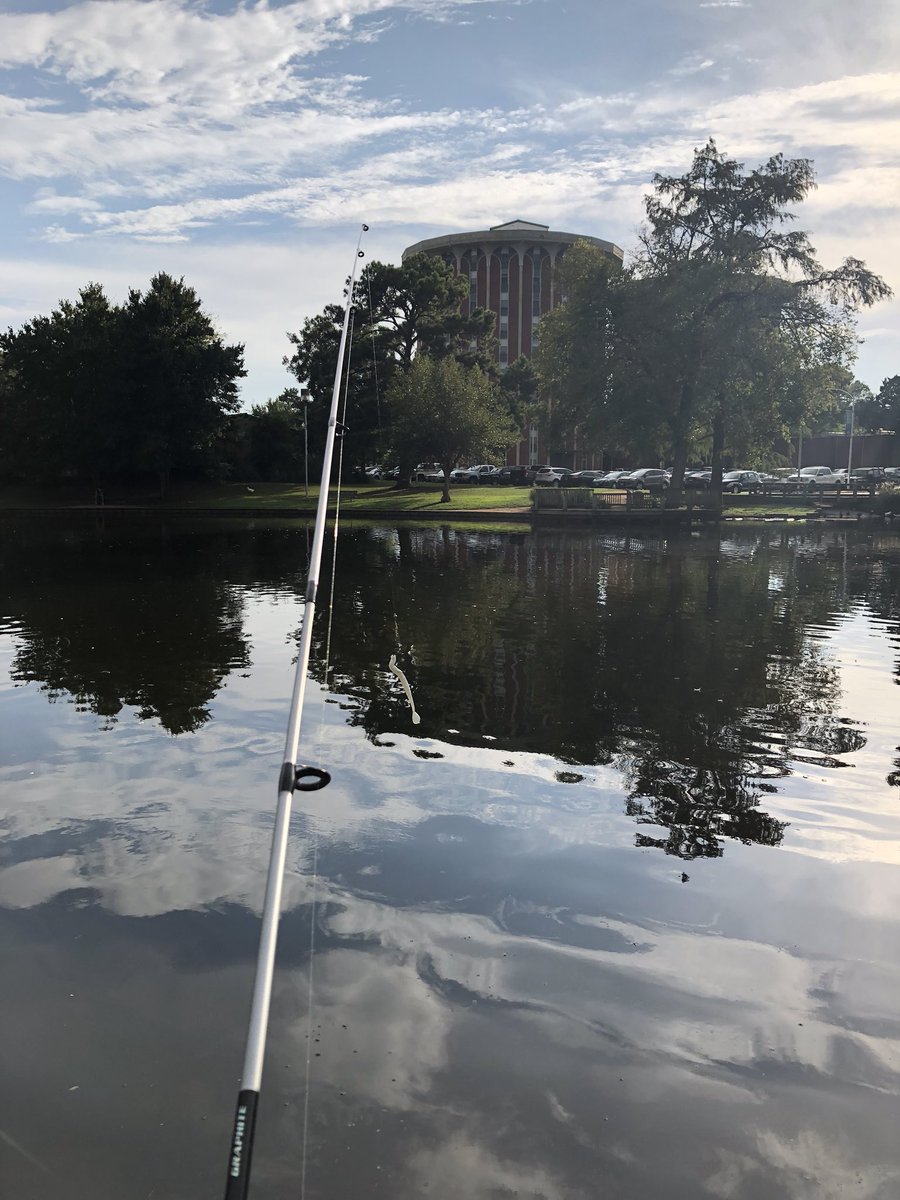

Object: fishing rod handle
[224,1089,259,1200]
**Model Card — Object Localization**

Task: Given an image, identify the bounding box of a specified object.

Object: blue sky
[1,0,898,406]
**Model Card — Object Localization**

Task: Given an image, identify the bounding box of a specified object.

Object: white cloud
[0,1,897,397]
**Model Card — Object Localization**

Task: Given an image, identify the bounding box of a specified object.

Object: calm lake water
[2,514,900,1200]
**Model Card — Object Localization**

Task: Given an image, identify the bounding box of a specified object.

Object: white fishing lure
[389,654,421,725]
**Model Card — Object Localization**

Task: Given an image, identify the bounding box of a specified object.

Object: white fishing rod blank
[224,225,368,1200]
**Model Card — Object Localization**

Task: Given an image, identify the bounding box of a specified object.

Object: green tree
[532,241,624,455]
[0,274,245,495]
[538,144,891,500]
[854,374,900,433]
[0,283,121,485]
[285,254,496,482]
[633,141,890,499]
[386,355,516,501]
[499,355,539,430]
[244,390,307,482]
[120,273,245,496]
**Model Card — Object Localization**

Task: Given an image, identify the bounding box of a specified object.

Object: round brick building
[402,219,624,467]
[402,219,623,369]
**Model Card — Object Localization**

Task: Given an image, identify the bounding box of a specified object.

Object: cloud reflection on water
[2,519,900,1198]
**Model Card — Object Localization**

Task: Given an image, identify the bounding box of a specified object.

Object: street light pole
[846,400,855,487]
[300,388,311,497]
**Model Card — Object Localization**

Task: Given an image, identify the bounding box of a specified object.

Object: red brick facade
[402,220,624,468]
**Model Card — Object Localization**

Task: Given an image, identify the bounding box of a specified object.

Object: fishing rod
[224,224,368,1200]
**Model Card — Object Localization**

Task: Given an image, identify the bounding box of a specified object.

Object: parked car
[798,467,845,487]
[722,470,764,494]
[596,470,632,487]
[620,468,670,490]
[849,467,886,485]
[412,463,444,482]
[534,466,574,487]
[493,465,530,486]
[564,470,606,487]
[449,464,498,484]
[684,470,712,490]
[799,465,840,480]
[526,464,551,483]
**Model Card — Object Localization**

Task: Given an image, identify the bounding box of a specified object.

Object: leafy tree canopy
[284,253,496,475]
[534,140,891,496]
[0,273,244,495]
[386,355,517,501]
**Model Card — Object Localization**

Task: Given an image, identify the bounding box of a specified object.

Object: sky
[1,0,898,407]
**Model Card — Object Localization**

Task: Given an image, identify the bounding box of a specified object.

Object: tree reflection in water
[308,525,898,861]
[3,516,897,856]
[0,516,295,733]
[626,760,788,859]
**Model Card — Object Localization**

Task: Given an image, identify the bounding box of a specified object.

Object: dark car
[564,470,606,487]
[722,470,764,494]
[849,467,886,485]
[596,470,631,487]
[493,465,530,485]
[620,468,670,490]
[684,470,712,490]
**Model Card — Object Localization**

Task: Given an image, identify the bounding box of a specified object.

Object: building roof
[489,219,550,231]
[402,222,624,263]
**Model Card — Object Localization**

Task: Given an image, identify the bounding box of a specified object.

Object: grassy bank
[2,481,883,523]
[721,499,816,519]
[0,480,533,513]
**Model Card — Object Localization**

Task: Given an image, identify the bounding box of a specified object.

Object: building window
[499,345,508,365]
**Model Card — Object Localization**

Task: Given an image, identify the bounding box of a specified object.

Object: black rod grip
[224,1089,259,1200]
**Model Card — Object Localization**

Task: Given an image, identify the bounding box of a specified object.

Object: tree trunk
[441,463,451,503]
[665,379,693,508]
[709,408,725,511]
[394,455,412,489]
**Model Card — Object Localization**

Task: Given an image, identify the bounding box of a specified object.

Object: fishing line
[298,835,317,1200]
[365,266,382,435]
[300,301,357,1200]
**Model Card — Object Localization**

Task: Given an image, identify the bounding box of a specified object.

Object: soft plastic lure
[389,654,421,725]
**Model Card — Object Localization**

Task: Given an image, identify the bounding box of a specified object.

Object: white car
[450,464,498,484]
[533,466,574,487]
[412,463,445,482]
[798,467,845,487]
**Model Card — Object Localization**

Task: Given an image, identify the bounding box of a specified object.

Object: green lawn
[0,480,533,512]
[0,481,871,522]
[721,499,817,518]
[171,482,533,511]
